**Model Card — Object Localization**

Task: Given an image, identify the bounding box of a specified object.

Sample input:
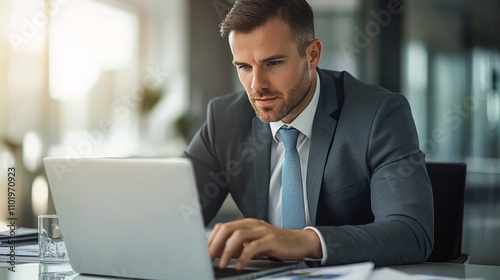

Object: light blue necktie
[279,127,306,229]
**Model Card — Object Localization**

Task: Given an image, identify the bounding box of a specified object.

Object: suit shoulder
[209,91,250,108]
[207,91,256,126]
[341,71,408,107]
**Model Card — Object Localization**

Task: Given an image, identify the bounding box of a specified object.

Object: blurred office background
[0,0,499,265]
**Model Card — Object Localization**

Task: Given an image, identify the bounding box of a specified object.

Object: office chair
[425,162,469,263]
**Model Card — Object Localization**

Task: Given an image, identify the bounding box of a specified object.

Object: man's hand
[207,218,322,270]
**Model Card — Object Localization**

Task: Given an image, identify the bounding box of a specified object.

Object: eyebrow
[233,54,288,66]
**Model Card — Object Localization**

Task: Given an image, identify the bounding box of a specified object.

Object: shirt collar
[270,71,321,142]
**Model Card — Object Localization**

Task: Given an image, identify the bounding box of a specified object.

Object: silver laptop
[43,157,298,280]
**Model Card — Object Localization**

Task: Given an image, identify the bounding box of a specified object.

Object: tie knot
[279,127,300,149]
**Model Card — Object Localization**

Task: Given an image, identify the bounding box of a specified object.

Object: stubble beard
[251,61,312,123]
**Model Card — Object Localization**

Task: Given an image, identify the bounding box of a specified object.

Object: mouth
[255,97,278,106]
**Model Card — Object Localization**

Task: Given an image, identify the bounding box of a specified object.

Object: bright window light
[0,150,15,170]
[8,0,46,54]
[22,131,43,172]
[49,0,138,101]
[407,41,428,90]
[32,175,49,215]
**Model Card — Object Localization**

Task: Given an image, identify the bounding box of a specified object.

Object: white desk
[390,262,500,279]
[1,261,500,279]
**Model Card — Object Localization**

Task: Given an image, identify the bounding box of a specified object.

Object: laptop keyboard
[213,266,259,278]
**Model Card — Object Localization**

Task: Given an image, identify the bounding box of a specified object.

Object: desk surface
[1,261,499,279]
[389,263,500,279]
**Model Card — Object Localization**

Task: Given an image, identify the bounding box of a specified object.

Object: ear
[306,39,322,70]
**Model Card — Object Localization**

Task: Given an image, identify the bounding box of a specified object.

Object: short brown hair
[220,0,315,56]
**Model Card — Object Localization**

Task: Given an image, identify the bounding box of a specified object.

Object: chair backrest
[425,162,467,262]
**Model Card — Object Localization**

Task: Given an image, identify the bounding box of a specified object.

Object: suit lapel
[252,118,272,221]
[307,69,344,225]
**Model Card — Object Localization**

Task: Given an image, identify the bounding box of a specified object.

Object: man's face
[229,19,315,124]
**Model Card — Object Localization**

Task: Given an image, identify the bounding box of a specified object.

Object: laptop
[43,157,299,280]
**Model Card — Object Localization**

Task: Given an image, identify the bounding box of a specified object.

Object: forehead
[228,19,298,61]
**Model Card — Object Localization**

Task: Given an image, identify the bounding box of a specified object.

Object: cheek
[238,72,252,91]
[271,71,294,92]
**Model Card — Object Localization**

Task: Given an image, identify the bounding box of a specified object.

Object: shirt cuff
[303,226,328,265]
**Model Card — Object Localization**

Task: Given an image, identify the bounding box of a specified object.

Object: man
[184,0,433,270]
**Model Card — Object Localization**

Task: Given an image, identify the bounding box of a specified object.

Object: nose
[251,69,269,92]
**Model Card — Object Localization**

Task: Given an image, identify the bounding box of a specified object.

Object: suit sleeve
[183,100,229,225]
[315,94,434,266]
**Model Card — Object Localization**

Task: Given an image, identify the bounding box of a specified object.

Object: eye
[267,61,281,67]
[238,64,251,70]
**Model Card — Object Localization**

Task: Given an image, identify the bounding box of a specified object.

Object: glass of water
[38,262,74,280]
[38,214,69,262]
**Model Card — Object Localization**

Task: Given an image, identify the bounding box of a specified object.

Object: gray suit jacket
[184,69,434,266]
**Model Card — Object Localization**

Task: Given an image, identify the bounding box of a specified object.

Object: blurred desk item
[425,162,469,263]
[0,227,40,267]
[0,227,38,245]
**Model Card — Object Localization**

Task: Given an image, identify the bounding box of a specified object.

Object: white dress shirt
[268,71,327,263]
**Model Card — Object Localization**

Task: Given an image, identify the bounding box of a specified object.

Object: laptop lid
[44,157,297,280]
[44,157,215,280]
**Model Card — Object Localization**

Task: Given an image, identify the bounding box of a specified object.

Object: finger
[208,219,258,251]
[209,222,245,261]
[219,229,263,270]
[209,219,269,267]
[236,236,273,270]
[207,224,223,261]
[207,223,222,247]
